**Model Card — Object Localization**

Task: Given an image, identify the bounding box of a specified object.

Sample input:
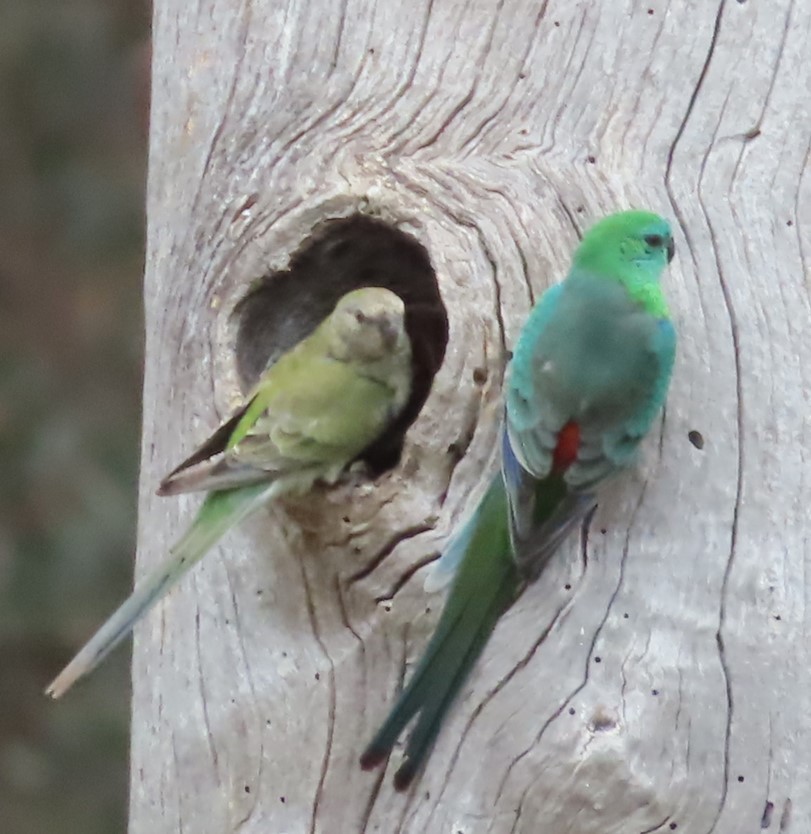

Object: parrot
[360,210,677,789]
[46,286,413,699]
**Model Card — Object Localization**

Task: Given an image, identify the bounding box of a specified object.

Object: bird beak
[666,238,676,263]
[379,318,399,350]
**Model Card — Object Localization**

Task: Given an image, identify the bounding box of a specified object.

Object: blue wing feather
[503,427,596,579]
[506,282,565,477]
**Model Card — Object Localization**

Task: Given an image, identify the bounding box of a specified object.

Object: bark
[133,0,811,831]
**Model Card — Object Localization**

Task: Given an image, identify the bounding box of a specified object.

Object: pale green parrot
[47,286,412,698]
[361,211,676,788]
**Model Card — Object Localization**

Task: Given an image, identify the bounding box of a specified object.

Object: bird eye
[643,234,664,248]
[354,311,367,324]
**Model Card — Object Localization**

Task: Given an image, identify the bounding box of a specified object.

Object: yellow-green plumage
[46,287,412,698]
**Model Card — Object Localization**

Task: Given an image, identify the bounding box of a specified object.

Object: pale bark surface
[133,1,811,832]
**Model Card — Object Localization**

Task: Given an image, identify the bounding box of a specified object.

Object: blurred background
[1,1,150,831]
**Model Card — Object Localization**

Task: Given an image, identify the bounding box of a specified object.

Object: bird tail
[360,476,519,789]
[45,480,281,699]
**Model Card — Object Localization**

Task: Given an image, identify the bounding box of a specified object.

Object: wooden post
[133,0,811,831]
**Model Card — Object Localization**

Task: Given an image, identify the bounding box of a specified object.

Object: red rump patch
[553,421,580,472]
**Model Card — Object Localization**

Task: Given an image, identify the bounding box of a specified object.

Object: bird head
[328,286,408,363]
[573,210,675,280]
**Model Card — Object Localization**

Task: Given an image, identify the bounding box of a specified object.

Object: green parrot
[46,286,413,699]
[360,211,677,789]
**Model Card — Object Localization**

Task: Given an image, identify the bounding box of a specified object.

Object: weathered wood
[133,0,811,831]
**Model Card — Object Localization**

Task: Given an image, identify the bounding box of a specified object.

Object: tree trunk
[133,0,811,831]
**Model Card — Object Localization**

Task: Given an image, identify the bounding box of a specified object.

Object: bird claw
[343,459,374,487]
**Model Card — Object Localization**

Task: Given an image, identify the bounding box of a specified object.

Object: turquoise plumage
[361,210,677,789]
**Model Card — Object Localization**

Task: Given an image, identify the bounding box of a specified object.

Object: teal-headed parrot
[360,210,677,789]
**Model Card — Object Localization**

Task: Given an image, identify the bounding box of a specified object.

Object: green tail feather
[360,478,520,788]
[45,480,280,699]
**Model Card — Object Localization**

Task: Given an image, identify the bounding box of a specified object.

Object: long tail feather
[45,480,281,699]
[392,578,511,789]
[360,478,519,788]
[422,503,479,593]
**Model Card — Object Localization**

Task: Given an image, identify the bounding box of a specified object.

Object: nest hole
[233,214,449,474]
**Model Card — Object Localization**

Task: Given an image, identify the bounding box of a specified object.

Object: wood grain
[132,0,811,831]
